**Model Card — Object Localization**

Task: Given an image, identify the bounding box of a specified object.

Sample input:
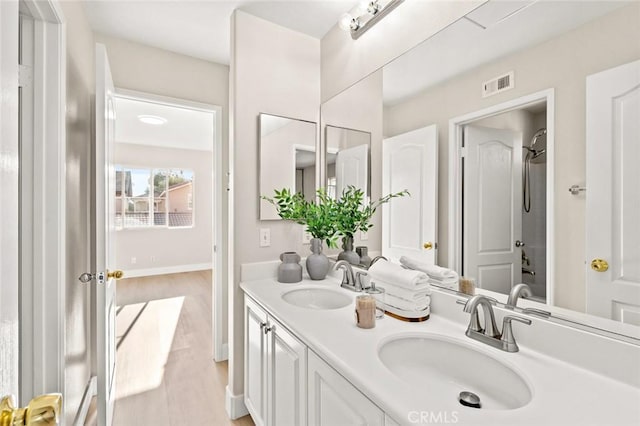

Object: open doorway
[100,89,226,421]
[449,89,555,304]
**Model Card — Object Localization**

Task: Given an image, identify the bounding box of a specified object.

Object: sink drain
[458,391,481,409]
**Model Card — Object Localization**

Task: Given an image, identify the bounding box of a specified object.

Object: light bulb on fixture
[339,13,360,32]
[365,0,380,15]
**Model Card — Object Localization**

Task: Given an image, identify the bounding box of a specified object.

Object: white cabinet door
[308,350,384,426]
[267,320,307,426]
[463,125,523,293]
[586,60,640,324]
[382,125,438,264]
[245,297,268,426]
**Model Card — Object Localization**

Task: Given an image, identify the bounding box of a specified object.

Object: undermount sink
[282,288,351,310]
[378,334,532,410]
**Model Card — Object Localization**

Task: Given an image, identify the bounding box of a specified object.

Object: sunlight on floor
[115,296,184,399]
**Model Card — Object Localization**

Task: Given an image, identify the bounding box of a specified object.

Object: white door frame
[448,88,555,304]
[114,88,227,361]
[13,0,66,405]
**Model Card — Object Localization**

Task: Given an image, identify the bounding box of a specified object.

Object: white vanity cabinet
[244,296,306,426]
[307,350,385,426]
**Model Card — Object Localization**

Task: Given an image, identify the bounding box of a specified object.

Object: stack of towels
[368,260,431,314]
[399,256,459,290]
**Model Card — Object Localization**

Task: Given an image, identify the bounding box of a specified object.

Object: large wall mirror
[259,113,317,220]
[320,0,640,340]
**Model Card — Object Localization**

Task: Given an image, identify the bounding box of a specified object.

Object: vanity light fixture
[137,114,167,125]
[339,0,404,40]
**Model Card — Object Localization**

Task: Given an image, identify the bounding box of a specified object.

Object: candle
[355,295,376,329]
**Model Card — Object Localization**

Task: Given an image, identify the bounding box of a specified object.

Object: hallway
[86,271,253,426]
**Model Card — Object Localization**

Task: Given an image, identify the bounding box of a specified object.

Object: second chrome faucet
[458,294,531,353]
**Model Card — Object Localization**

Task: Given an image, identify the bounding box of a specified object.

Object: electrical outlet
[360,231,369,241]
[302,231,313,244]
[131,257,137,264]
[260,228,271,247]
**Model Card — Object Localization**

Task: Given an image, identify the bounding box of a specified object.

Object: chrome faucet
[458,295,532,352]
[507,283,533,308]
[334,260,365,292]
[463,295,500,337]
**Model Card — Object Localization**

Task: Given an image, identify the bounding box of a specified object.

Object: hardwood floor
[85,270,254,426]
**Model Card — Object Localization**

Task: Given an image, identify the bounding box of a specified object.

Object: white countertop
[241,276,640,426]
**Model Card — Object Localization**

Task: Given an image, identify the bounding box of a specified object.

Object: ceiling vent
[482,71,514,98]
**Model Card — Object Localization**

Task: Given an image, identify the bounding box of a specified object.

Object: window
[115,167,194,229]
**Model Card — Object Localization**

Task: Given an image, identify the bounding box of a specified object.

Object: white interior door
[335,144,368,197]
[464,125,522,293]
[382,125,438,264]
[95,43,117,426]
[0,0,20,399]
[586,60,640,325]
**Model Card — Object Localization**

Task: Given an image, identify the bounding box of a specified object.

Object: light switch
[260,228,271,247]
[302,231,313,244]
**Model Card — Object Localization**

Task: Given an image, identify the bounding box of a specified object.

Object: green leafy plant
[335,186,409,239]
[261,188,340,248]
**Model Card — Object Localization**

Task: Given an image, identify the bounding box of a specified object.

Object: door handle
[590,259,609,272]
[0,393,62,426]
[423,242,433,250]
[515,240,525,248]
[78,269,124,284]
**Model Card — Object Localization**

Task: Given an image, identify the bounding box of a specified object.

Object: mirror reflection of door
[325,125,371,200]
[461,105,547,301]
[586,60,640,325]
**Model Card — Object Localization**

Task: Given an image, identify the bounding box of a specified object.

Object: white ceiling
[83,0,356,65]
[383,0,631,105]
[115,97,215,151]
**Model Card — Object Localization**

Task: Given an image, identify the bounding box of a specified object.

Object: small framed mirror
[259,113,317,220]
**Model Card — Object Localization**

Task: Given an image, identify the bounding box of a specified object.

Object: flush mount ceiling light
[339,0,404,40]
[137,115,167,125]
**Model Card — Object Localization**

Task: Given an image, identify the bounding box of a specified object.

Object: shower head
[526,128,547,163]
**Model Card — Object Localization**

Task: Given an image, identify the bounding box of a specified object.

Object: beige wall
[95,33,230,344]
[383,4,640,312]
[320,0,482,102]
[59,1,94,423]
[321,70,383,256]
[114,143,212,272]
[229,9,320,397]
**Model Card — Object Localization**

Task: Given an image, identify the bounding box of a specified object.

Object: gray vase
[278,252,302,283]
[306,238,330,280]
[338,235,361,265]
[356,246,372,267]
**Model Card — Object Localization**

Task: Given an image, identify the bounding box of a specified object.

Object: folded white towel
[368,260,429,290]
[399,256,459,280]
[376,280,431,302]
[385,293,431,312]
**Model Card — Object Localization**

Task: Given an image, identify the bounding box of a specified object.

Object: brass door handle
[590,259,609,272]
[0,393,62,426]
[107,269,124,280]
[423,242,433,250]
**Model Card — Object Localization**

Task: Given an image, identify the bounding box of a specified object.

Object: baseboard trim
[225,386,249,420]
[73,375,97,426]
[124,263,213,278]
